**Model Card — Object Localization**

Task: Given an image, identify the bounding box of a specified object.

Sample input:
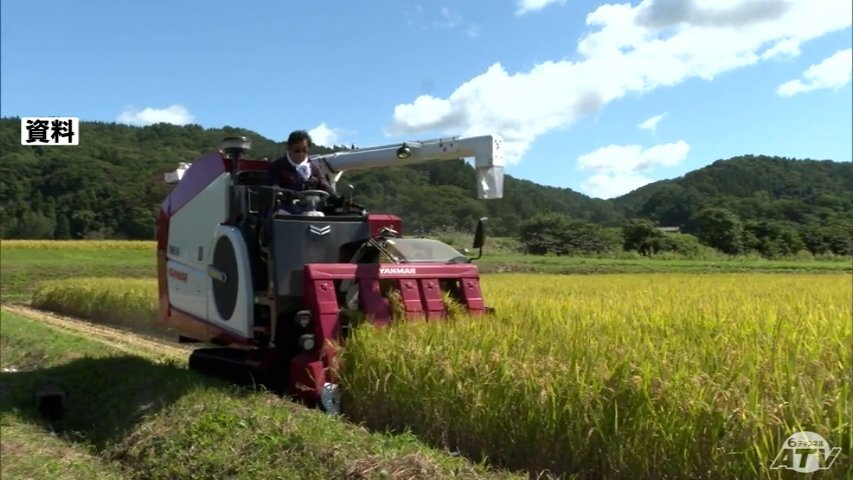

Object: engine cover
[205,225,254,339]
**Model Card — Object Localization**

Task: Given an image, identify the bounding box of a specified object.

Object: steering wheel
[291,189,331,204]
[292,189,331,212]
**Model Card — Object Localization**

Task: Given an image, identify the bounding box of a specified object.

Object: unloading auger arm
[310,134,505,200]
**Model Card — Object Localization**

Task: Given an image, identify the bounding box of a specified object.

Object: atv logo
[770,431,840,473]
[309,225,331,236]
[380,267,416,275]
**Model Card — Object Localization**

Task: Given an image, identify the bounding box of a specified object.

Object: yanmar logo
[380,267,416,275]
[168,268,188,282]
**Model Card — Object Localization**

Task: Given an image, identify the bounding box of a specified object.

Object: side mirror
[473,217,486,249]
[469,217,487,261]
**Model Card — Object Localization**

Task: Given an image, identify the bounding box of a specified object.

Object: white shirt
[287,152,312,180]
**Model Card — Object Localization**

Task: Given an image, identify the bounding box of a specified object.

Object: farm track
[0,303,193,362]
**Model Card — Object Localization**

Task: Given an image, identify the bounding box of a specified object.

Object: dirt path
[1,304,193,362]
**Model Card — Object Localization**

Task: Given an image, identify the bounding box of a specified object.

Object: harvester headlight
[295,310,312,328]
[299,334,315,350]
[321,382,341,415]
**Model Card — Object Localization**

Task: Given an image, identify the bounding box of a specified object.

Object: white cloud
[577,140,690,198]
[516,0,568,16]
[578,140,690,173]
[638,112,667,133]
[633,0,790,28]
[777,48,852,96]
[581,172,656,199]
[309,122,344,147]
[387,0,851,166]
[116,104,193,126]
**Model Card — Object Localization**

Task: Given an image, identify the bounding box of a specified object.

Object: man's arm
[309,160,336,196]
[267,157,283,186]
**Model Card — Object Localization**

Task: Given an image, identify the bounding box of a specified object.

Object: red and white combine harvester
[157,134,504,413]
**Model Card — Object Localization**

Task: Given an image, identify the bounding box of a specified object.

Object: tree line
[1,118,850,258]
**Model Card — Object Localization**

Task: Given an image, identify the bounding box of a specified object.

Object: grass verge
[0,307,522,480]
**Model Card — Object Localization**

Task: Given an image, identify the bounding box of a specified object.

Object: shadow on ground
[0,355,238,449]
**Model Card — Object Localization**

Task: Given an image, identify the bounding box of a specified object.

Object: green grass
[0,419,128,480]
[0,308,523,480]
[1,310,130,479]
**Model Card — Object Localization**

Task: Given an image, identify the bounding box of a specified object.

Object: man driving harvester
[267,129,339,214]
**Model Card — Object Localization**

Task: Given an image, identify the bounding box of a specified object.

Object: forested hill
[613,155,853,225]
[1,117,850,249]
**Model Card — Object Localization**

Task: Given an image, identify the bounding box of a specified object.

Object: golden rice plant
[32,277,158,330]
[339,273,852,479]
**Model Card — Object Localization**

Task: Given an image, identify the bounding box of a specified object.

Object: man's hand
[305,177,320,189]
[327,194,344,208]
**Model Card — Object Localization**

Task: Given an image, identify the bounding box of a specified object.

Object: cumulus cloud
[581,172,657,199]
[516,0,568,16]
[116,104,194,126]
[634,0,790,28]
[577,140,690,198]
[777,48,852,96]
[578,140,690,173]
[387,0,851,168]
[638,112,667,133]
[309,122,344,147]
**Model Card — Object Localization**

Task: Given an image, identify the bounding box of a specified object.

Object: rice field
[343,274,852,478]
[28,272,852,479]
[1,239,157,250]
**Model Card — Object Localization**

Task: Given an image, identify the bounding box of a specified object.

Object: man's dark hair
[287,130,312,147]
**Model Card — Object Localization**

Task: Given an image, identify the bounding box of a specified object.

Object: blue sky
[2,0,850,198]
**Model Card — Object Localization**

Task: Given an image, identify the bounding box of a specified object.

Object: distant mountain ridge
[1,117,850,242]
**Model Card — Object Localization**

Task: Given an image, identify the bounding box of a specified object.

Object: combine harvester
[157,134,504,414]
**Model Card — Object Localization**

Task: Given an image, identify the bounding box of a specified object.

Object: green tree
[518,213,574,255]
[519,214,620,255]
[622,219,665,255]
[742,220,804,257]
[802,223,853,256]
[658,233,704,257]
[689,207,744,254]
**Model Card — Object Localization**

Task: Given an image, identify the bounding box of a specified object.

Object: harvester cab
[157,133,504,413]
